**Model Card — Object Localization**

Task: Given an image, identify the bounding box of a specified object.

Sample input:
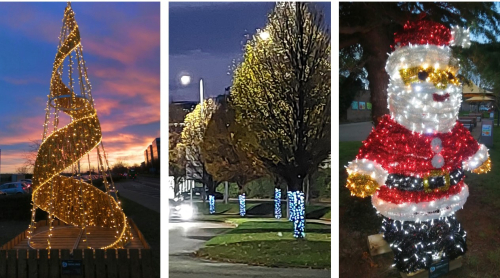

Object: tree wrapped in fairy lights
[231,2,330,238]
[346,20,490,274]
[27,3,131,249]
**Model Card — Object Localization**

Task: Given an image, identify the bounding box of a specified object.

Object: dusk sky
[169,2,331,102]
[0,2,160,173]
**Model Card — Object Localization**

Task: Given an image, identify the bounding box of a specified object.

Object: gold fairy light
[27,2,131,250]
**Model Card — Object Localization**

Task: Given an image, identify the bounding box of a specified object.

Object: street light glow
[180,75,191,85]
[259,31,270,40]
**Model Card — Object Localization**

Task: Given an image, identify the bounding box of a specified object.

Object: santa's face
[387,65,462,134]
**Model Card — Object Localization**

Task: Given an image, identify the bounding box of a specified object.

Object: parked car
[208,192,224,200]
[20,179,32,192]
[0,182,30,195]
[479,105,489,111]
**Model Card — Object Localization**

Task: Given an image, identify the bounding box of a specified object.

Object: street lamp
[259,30,270,40]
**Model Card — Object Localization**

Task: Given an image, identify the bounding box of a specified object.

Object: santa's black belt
[385,169,464,192]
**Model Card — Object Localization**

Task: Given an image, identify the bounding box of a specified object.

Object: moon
[180,75,191,86]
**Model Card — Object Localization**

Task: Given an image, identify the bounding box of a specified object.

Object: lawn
[194,200,331,220]
[339,127,500,277]
[196,218,331,269]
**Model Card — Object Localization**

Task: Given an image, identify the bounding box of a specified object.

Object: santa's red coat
[356,115,479,204]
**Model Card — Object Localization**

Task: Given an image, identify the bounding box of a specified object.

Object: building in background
[152,138,160,165]
[143,139,160,173]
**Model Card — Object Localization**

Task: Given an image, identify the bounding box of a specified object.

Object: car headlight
[179,204,194,220]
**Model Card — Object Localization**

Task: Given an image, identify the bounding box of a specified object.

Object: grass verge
[119,195,160,278]
[196,218,331,269]
[194,200,331,219]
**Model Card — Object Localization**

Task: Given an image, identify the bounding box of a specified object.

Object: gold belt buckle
[423,169,450,193]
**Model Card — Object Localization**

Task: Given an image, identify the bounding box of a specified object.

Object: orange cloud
[84,25,159,66]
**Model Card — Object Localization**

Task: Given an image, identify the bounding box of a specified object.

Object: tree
[201,95,266,216]
[23,139,41,174]
[169,130,186,196]
[231,2,331,237]
[111,161,128,175]
[340,2,500,124]
[181,99,219,209]
[339,44,367,121]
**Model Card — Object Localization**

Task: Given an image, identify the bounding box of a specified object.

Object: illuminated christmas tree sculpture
[27,3,131,249]
[346,20,490,274]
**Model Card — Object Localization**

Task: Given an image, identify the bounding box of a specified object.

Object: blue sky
[169,2,331,102]
[0,2,160,173]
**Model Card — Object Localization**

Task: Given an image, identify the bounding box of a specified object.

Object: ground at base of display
[368,233,463,278]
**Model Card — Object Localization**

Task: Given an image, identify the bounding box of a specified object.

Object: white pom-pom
[432,154,445,168]
[450,26,471,49]
[431,137,443,153]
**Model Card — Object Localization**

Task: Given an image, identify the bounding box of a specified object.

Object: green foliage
[169,130,186,194]
[181,99,218,189]
[201,97,266,190]
[231,3,331,190]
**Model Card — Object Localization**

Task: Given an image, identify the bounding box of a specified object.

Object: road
[169,221,331,278]
[114,176,160,213]
[339,121,373,141]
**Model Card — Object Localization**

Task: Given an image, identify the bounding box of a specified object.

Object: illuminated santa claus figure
[346,20,491,274]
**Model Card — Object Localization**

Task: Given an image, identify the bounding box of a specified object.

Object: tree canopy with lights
[231,2,331,237]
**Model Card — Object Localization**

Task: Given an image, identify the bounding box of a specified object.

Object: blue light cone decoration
[239,194,246,216]
[274,188,282,219]
[209,195,215,214]
[290,191,305,238]
[287,191,295,221]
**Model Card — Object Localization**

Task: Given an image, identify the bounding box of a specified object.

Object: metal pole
[190,180,193,207]
[224,181,229,204]
[200,79,204,110]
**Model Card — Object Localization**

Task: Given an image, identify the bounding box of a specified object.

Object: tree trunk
[173,178,180,196]
[238,183,245,217]
[361,28,392,125]
[287,176,306,238]
[305,175,310,205]
[274,185,282,219]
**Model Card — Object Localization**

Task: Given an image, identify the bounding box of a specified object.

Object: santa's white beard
[388,81,462,134]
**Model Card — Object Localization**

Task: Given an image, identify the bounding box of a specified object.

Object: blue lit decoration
[239,194,246,216]
[274,188,282,219]
[290,191,305,238]
[209,195,215,214]
[287,191,295,221]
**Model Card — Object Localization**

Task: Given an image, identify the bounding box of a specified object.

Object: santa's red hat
[386,20,470,78]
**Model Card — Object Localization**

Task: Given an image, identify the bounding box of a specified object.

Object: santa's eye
[399,66,459,89]
[418,71,429,81]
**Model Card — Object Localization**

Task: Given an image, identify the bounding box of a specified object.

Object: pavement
[168,221,331,278]
[114,176,160,213]
[339,121,373,141]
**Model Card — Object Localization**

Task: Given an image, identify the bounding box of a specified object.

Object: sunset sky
[169,2,331,102]
[0,2,160,173]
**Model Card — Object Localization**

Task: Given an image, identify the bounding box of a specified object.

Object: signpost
[481,119,494,148]
[429,259,449,278]
[61,260,83,275]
